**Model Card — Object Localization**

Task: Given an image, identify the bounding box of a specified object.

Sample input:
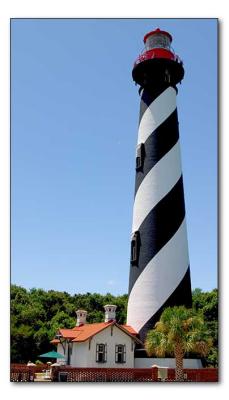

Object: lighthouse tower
[127,28,192,342]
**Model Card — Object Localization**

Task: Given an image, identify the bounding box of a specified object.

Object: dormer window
[136,143,145,171]
[131,231,140,266]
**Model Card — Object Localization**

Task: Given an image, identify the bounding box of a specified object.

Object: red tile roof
[120,324,138,335]
[72,322,114,342]
[59,329,83,339]
[51,321,141,344]
[50,339,60,345]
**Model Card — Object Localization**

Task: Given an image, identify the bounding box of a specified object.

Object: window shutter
[96,344,99,362]
[123,345,126,363]
[104,343,107,362]
[115,345,118,363]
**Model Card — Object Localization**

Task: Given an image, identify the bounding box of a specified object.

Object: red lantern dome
[132,28,184,88]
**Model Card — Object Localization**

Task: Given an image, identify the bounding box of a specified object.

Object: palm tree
[145,306,213,381]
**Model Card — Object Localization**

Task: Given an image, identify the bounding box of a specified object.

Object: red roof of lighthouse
[143,28,173,43]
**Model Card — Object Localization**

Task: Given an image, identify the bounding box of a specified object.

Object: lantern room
[132,28,184,89]
[144,28,172,51]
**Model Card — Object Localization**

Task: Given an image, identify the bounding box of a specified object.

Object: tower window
[136,143,145,171]
[115,344,126,363]
[131,231,140,266]
[96,343,107,363]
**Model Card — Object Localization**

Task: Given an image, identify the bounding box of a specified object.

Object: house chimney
[76,310,87,326]
[104,305,117,322]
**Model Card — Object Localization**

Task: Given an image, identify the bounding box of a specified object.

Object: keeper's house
[51,305,142,368]
[51,304,202,369]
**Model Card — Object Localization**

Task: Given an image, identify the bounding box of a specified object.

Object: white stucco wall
[71,342,88,367]
[70,325,135,368]
[134,358,203,369]
[56,342,67,364]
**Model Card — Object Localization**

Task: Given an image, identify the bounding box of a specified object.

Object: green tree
[192,288,218,366]
[11,285,217,366]
[49,311,75,338]
[11,324,36,363]
[10,285,129,362]
[145,306,213,381]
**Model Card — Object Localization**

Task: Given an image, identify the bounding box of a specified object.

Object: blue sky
[11,18,217,295]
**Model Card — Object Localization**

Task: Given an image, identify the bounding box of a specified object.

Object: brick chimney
[76,310,87,326]
[104,304,117,322]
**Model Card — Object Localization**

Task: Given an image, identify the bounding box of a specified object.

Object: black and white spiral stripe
[127,86,192,342]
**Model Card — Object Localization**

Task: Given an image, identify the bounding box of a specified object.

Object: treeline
[192,288,218,367]
[10,285,218,366]
[11,285,128,363]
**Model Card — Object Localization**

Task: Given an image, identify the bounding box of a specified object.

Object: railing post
[152,366,158,381]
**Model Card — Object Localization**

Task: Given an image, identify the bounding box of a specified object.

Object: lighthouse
[127,28,192,342]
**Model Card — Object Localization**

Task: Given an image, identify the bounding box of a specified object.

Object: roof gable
[53,322,142,345]
[72,321,114,342]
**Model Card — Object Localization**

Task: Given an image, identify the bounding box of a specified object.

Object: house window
[96,343,107,363]
[136,143,145,171]
[131,231,140,266]
[115,344,126,363]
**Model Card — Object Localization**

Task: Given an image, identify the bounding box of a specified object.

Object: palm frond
[144,306,213,361]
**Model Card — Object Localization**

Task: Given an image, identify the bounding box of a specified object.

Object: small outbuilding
[51,305,142,368]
